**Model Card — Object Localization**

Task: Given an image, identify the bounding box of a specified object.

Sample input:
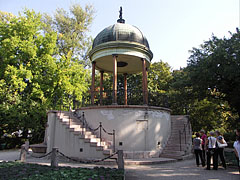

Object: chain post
[113,130,115,152]
[117,150,124,170]
[20,146,26,162]
[184,124,186,144]
[99,122,102,145]
[51,147,58,167]
[179,130,182,151]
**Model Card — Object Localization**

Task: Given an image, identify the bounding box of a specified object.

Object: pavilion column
[91,62,96,105]
[100,71,104,105]
[142,58,148,105]
[124,73,127,105]
[145,67,148,104]
[112,54,118,105]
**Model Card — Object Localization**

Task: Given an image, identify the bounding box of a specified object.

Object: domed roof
[92,23,150,49]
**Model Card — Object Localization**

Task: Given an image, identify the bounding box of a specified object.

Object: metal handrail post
[82,112,85,135]
[69,114,71,127]
[99,122,102,145]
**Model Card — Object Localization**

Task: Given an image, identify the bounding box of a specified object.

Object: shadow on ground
[125,159,239,180]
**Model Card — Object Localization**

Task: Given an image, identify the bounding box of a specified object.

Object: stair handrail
[73,112,116,152]
[179,123,188,151]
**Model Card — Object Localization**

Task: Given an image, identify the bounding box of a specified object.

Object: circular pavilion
[45,8,192,161]
[76,8,172,158]
[88,9,153,105]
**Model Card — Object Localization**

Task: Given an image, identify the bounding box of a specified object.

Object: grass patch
[0,161,124,180]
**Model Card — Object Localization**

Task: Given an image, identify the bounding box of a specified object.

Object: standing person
[193,132,205,167]
[205,131,217,170]
[215,131,227,169]
[235,129,240,173]
[200,129,207,163]
[233,135,240,173]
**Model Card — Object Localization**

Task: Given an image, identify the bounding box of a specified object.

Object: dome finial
[117,6,125,23]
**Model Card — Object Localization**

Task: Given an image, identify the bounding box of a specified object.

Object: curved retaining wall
[76,105,171,158]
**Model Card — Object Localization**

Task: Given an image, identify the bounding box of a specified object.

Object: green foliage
[0,161,124,180]
[0,5,92,148]
[42,4,94,67]
[187,29,240,120]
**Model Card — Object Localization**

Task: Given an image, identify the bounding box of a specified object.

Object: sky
[0,0,239,70]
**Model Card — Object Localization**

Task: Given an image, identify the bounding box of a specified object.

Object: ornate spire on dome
[117,6,125,23]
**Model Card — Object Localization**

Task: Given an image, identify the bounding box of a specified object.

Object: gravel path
[0,149,239,180]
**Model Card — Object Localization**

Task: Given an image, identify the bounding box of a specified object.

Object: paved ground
[125,159,239,180]
[0,149,239,180]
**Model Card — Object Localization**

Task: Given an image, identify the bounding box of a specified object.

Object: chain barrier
[72,112,116,152]
[21,148,117,163]
[102,127,114,136]
[57,150,118,164]
[21,148,53,159]
[88,125,100,132]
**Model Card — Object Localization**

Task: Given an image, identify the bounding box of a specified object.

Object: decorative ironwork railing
[81,89,169,107]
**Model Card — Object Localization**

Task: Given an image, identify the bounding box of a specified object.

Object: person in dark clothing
[215,131,227,169]
[193,132,205,167]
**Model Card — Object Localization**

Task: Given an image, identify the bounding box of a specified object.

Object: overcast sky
[1,0,239,70]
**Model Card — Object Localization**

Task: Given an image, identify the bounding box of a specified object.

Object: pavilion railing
[80,89,169,108]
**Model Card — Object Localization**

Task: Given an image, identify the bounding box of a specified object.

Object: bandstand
[45,8,192,160]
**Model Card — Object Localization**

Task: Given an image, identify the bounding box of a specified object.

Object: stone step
[103,150,111,155]
[165,143,191,147]
[96,146,104,151]
[160,154,183,160]
[161,150,185,156]
[84,138,91,143]
[90,142,98,147]
[59,111,112,159]
[163,147,188,151]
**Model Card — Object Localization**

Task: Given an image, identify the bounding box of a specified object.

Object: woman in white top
[205,131,217,170]
[233,135,240,173]
[215,131,226,169]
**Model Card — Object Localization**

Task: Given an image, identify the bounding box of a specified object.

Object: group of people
[193,129,240,172]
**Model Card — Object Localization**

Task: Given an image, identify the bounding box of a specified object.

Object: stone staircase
[160,115,192,160]
[47,111,112,159]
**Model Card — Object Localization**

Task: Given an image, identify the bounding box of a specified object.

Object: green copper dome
[92,23,150,49]
[89,11,153,74]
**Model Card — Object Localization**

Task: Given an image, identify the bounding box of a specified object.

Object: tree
[187,29,240,121]
[42,4,94,67]
[0,10,58,146]
[91,60,173,106]
[0,8,90,147]
[148,61,173,107]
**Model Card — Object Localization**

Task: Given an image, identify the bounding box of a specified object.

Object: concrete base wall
[76,105,171,158]
[46,112,107,159]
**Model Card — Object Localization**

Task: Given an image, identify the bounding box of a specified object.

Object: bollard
[20,146,26,162]
[117,150,124,170]
[51,147,58,167]
[25,141,29,153]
